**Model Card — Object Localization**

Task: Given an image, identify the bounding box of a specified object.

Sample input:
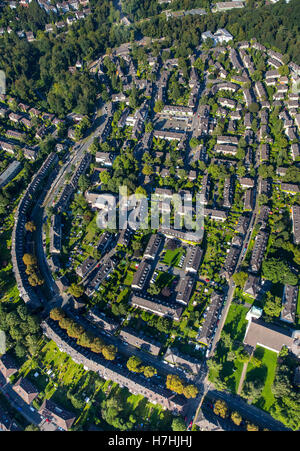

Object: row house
[250,229,269,273]
[131,293,183,322]
[42,320,186,413]
[223,176,234,209]
[197,293,223,346]
[176,275,195,305]
[281,284,298,324]
[291,205,300,245]
[255,81,267,101]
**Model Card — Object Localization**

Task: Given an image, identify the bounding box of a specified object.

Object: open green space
[244,346,278,412]
[162,248,185,267]
[223,304,249,342]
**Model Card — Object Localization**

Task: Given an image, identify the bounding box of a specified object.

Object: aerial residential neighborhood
[0,0,299,436]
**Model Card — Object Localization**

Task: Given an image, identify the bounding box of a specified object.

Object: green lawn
[244,346,278,412]
[223,304,249,342]
[162,248,185,267]
[123,270,134,286]
[37,340,87,386]
[223,360,245,393]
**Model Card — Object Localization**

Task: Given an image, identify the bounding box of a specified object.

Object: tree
[236,347,250,363]
[15,343,27,358]
[156,316,171,334]
[227,351,236,362]
[278,346,289,358]
[147,284,161,295]
[142,163,153,176]
[278,65,289,77]
[232,271,248,289]
[154,100,164,113]
[258,164,274,179]
[263,292,282,317]
[90,337,104,354]
[190,137,200,148]
[172,417,186,431]
[242,380,263,402]
[22,254,37,266]
[143,366,157,378]
[102,344,117,361]
[135,184,147,196]
[166,374,184,395]
[25,425,40,431]
[246,422,259,431]
[251,356,262,368]
[145,122,153,133]
[220,331,233,350]
[127,356,143,373]
[25,221,36,232]
[183,385,198,399]
[77,331,93,348]
[50,307,65,322]
[231,411,242,426]
[129,83,139,109]
[78,174,90,192]
[258,194,269,206]
[262,258,298,285]
[213,400,228,418]
[68,283,84,298]
[249,102,259,113]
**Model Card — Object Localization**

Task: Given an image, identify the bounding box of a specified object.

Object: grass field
[162,248,185,267]
[223,303,249,342]
[244,346,278,412]
[123,270,134,286]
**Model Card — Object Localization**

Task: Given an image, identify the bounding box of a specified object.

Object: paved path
[237,362,248,395]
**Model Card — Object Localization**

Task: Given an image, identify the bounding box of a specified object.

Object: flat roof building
[243,318,298,354]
